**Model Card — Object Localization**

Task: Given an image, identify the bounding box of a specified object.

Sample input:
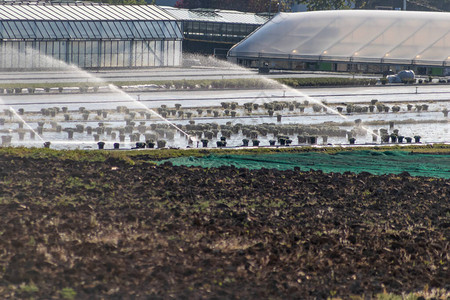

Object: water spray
[107,84,198,145]
[8,107,46,143]
[201,54,382,141]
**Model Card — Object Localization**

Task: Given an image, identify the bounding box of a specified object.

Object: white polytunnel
[227,10,450,68]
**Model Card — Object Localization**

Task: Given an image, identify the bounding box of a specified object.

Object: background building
[0,4,183,70]
[162,6,269,58]
[228,10,450,75]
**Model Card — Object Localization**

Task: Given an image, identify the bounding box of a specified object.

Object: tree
[95,0,153,4]
[297,0,354,10]
[175,0,294,13]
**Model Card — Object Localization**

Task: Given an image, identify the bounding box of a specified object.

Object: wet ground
[1,83,449,150]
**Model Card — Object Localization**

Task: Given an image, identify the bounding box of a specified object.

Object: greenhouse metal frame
[0,4,183,69]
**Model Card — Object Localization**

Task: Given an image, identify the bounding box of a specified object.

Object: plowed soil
[0,154,449,299]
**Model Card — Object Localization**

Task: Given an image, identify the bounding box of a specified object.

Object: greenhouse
[228,10,450,74]
[0,4,183,69]
[162,6,269,56]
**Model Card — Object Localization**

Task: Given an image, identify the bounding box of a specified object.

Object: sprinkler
[114,143,120,150]
[97,141,105,149]
[44,141,51,148]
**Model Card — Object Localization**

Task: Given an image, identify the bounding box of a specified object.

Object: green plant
[60,287,77,300]
[19,282,39,294]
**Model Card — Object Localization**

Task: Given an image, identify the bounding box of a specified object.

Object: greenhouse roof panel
[228,10,450,66]
[162,6,269,24]
[0,4,177,21]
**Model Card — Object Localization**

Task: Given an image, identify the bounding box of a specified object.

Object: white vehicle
[387,70,415,83]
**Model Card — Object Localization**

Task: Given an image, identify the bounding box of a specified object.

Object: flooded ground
[0,69,449,149]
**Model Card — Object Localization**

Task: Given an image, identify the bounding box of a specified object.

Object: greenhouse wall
[0,40,181,69]
[0,5,183,70]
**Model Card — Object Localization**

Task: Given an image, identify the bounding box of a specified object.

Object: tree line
[173,0,450,12]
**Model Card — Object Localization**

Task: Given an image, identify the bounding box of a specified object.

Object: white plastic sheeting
[228,10,450,66]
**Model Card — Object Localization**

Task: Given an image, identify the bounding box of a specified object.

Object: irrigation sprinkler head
[43,141,51,148]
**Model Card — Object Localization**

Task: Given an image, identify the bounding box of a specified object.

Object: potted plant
[390,134,397,143]
[157,140,166,148]
[277,114,282,122]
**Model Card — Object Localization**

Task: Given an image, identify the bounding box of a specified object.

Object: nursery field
[0,148,448,299]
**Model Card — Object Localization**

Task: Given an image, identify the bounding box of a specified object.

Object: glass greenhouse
[162,7,268,45]
[161,6,268,56]
[228,10,450,73]
[0,4,183,69]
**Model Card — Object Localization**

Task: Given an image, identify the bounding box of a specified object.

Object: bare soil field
[0,150,448,299]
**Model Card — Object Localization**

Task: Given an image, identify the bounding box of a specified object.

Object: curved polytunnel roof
[228,10,450,66]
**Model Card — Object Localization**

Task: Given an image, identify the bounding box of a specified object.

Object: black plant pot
[135,142,146,149]
[216,141,226,148]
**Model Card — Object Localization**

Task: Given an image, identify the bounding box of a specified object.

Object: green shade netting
[160,151,450,179]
